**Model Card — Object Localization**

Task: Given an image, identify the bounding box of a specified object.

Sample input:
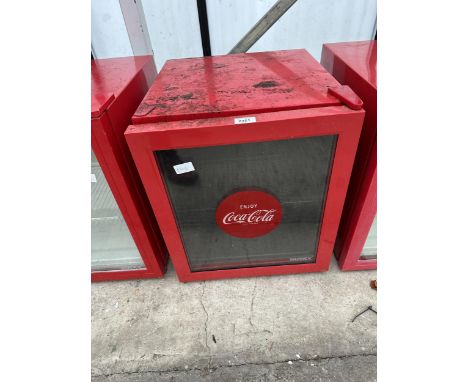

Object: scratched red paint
[132,49,344,124]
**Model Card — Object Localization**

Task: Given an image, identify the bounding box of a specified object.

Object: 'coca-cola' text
[222,209,276,225]
[215,190,282,238]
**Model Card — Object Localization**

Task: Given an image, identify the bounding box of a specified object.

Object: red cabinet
[321,41,377,270]
[91,56,168,281]
[125,50,364,282]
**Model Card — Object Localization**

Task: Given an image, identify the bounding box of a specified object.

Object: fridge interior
[155,134,337,272]
[360,215,377,260]
[91,150,145,271]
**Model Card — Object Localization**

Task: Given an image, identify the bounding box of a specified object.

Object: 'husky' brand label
[215,190,282,238]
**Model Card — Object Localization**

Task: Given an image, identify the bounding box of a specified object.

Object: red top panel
[91,55,154,118]
[322,41,376,90]
[132,49,343,124]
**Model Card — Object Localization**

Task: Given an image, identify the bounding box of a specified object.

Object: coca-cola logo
[215,190,282,238]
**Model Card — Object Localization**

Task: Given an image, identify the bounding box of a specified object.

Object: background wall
[92,0,376,70]
[206,0,376,59]
[91,0,133,58]
[141,0,203,69]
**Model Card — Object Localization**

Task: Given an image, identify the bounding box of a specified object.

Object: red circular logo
[215,190,282,238]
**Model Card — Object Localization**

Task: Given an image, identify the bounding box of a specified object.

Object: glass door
[155,135,337,272]
[91,150,145,271]
[360,215,377,260]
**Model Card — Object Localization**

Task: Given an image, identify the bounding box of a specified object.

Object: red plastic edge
[91,92,115,118]
[327,86,363,110]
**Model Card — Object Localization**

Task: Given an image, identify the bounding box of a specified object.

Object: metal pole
[229,0,298,54]
[119,0,153,56]
[197,0,212,56]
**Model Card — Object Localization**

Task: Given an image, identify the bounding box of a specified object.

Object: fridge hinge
[327,85,363,110]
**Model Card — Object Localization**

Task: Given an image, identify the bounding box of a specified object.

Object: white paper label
[91,174,97,183]
[234,116,256,124]
[173,162,195,174]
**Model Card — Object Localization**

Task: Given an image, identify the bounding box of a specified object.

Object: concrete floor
[92,259,377,381]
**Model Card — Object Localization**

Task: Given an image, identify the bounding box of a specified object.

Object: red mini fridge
[125,49,364,282]
[321,41,377,271]
[91,56,168,281]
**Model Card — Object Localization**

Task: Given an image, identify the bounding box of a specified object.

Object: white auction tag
[234,116,256,124]
[173,162,195,174]
[91,174,97,183]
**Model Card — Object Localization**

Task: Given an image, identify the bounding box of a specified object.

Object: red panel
[337,142,376,271]
[91,56,155,108]
[91,268,161,282]
[321,41,377,271]
[321,41,376,89]
[132,49,344,124]
[91,92,115,118]
[91,56,169,282]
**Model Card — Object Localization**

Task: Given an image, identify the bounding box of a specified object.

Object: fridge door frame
[126,106,364,282]
[336,141,377,271]
[91,113,167,282]
[321,41,377,271]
